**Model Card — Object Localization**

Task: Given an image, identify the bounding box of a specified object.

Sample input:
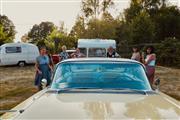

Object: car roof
[58,58,142,65]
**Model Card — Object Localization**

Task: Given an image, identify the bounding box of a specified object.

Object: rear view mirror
[41,79,47,89]
[154,78,160,91]
[154,78,160,86]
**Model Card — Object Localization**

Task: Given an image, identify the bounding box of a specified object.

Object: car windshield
[51,62,151,91]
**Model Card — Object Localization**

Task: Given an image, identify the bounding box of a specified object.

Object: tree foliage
[27,22,55,46]
[0,15,16,45]
[70,15,86,38]
[81,0,114,19]
[26,21,77,53]
[115,0,180,67]
[46,28,77,54]
[129,11,155,44]
[153,6,180,41]
[156,38,180,67]
[71,12,118,40]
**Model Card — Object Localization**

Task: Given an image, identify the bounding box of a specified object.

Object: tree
[47,27,77,54]
[156,37,180,67]
[115,21,131,57]
[129,11,155,44]
[82,0,100,18]
[58,21,68,35]
[70,15,86,38]
[101,0,114,14]
[142,0,167,9]
[82,15,118,39]
[154,6,180,41]
[27,21,55,46]
[21,34,29,43]
[81,0,114,19]
[124,0,167,22]
[0,15,16,45]
[124,0,143,22]
[71,0,115,39]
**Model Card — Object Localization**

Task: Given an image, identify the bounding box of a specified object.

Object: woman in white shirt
[142,46,156,84]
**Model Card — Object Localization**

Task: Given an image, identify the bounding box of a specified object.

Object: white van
[0,43,39,66]
[78,39,118,57]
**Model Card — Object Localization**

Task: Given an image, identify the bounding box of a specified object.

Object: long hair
[146,46,155,54]
[132,46,140,52]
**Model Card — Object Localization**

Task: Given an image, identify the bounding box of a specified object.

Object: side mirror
[41,79,47,89]
[154,78,160,91]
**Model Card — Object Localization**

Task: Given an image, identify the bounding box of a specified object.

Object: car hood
[2,91,180,120]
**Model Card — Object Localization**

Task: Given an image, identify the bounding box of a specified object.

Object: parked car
[52,50,76,64]
[1,58,180,119]
[52,54,60,64]
[0,43,39,66]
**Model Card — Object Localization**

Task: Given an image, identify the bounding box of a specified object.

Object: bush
[156,38,180,68]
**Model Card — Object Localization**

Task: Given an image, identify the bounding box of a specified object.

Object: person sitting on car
[71,48,85,58]
[107,46,118,58]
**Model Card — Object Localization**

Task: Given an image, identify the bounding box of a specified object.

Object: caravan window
[89,48,106,57]
[79,48,87,57]
[6,47,22,53]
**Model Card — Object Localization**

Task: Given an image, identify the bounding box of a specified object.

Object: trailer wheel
[18,61,26,67]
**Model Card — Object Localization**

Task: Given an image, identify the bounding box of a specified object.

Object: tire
[18,61,26,67]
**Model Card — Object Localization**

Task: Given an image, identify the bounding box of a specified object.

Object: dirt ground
[0,65,180,113]
[155,66,180,100]
[0,66,37,112]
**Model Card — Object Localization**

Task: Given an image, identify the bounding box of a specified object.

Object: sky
[0,0,179,42]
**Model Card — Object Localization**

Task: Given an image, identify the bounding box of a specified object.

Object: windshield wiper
[56,87,103,93]
[49,87,149,95]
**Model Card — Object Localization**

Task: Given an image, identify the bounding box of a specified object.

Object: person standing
[107,46,116,58]
[131,47,141,62]
[59,45,69,61]
[34,47,53,90]
[142,46,156,84]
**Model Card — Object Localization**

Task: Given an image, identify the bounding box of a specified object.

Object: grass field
[0,66,37,112]
[0,65,180,113]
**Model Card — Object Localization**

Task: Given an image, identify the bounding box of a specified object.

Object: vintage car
[1,58,180,119]
[52,50,76,64]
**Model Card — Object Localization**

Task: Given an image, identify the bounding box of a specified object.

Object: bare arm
[35,61,42,74]
[48,64,53,72]
[144,54,156,65]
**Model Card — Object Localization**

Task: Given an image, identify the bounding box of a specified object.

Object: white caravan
[78,39,118,57]
[0,43,39,66]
